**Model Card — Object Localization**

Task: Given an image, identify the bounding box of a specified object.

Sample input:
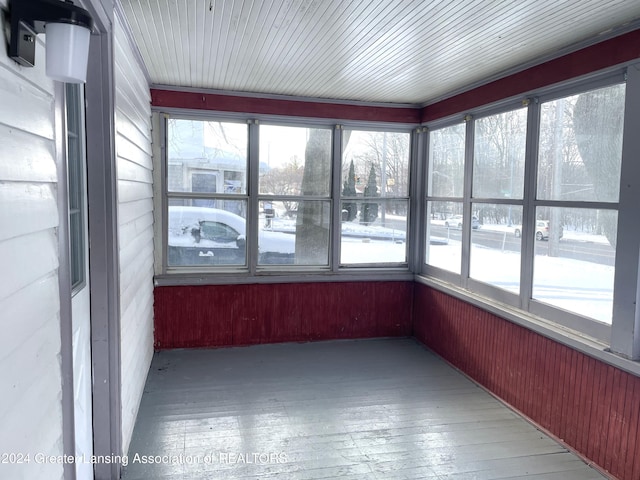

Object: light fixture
[8,0,94,83]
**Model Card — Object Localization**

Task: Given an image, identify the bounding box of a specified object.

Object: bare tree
[260,156,303,215]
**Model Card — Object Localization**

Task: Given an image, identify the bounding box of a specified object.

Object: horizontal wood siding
[154,281,414,349]
[0,5,64,477]
[114,14,155,456]
[413,283,640,480]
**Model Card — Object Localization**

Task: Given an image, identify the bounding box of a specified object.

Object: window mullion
[611,64,640,360]
[520,98,540,311]
[248,120,260,275]
[331,125,343,272]
[411,127,427,273]
[461,116,474,286]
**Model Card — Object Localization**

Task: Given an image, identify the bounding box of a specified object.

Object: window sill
[154,269,414,286]
[414,274,640,378]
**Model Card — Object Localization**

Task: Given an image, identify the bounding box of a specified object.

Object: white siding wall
[0,3,64,478]
[114,14,155,454]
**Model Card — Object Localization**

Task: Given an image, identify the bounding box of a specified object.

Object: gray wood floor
[121,338,606,480]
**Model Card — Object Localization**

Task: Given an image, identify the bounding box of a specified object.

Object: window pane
[260,125,331,197]
[533,207,616,324]
[425,201,463,274]
[537,84,625,202]
[259,200,330,266]
[167,119,247,194]
[66,83,85,292]
[473,108,527,199]
[69,211,83,287]
[470,203,522,294]
[167,200,248,267]
[428,123,465,197]
[342,130,410,198]
[340,200,407,264]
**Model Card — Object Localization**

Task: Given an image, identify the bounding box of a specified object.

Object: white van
[168,206,295,266]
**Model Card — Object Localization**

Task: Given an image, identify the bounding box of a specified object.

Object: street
[430,225,615,266]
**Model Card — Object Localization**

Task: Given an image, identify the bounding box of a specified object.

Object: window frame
[65,82,87,294]
[257,121,335,270]
[157,113,416,277]
[339,126,413,268]
[422,70,629,344]
[164,116,251,271]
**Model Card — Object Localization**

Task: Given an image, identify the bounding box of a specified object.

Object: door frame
[57,1,122,479]
[84,2,122,479]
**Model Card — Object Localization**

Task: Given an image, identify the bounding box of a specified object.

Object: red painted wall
[154,281,414,349]
[151,89,421,124]
[413,283,640,480]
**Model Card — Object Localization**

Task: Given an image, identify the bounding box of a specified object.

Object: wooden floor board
[122,338,606,480]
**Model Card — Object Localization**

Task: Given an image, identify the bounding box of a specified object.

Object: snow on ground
[427,240,613,325]
[264,214,613,324]
[261,217,408,264]
[267,217,406,241]
[478,223,611,245]
[340,236,406,264]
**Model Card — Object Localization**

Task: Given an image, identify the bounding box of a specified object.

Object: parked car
[444,214,480,229]
[168,206,295,265]
[514,220,563,241]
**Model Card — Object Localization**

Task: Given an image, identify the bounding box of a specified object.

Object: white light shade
[45,22,91,83]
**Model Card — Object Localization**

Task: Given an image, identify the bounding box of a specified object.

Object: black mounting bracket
[8,0,94,67]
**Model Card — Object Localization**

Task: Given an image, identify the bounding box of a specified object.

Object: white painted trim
[55,79,78,480]
[152,113,165,276]
[611,63,640,360]
[409,128,426,273]
[248,120,260,276]
[84,11,123,479]
[330,126,343,273]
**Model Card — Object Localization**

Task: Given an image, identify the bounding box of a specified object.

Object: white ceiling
[119,0,640,106]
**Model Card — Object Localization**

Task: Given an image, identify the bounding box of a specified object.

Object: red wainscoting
[413,283,640,480]
[154,281,414,349]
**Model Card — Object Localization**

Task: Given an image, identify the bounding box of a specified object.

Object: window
[341,129,410,265]
[470,107,527,294]
[166,119,248,267]
[424,79,627,342]
[259,124,332,266]
[425,123,465,274]
[162,117,413,273]
[531,83,624,326]
[66,83,86,292]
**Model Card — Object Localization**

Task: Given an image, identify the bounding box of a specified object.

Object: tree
[342,160,357,221]
[260,156,303,216]
[573,85,624,247]
[361,165,379,225]
[361,131,410,215]
[294,129,332,264]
